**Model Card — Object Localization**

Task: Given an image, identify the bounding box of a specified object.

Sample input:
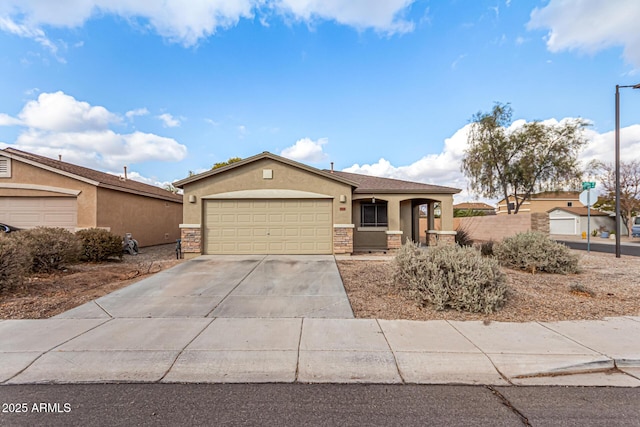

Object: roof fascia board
[174,152,358,188]
[98,183,182,203]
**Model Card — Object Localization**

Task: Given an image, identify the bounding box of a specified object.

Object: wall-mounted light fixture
[188,195,197,203]
[339,195,347,203]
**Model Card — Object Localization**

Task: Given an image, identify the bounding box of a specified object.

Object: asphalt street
[556,240,640,256]
[1,384,639,426]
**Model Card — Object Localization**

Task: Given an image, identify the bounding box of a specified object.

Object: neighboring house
[0,148,182,247]
[453,202,496,215]
[496,191,582,214]
[174,151,460,257]
[548,206,622,236]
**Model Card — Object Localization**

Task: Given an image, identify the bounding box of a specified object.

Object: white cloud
[343,120,640,203]
[18,91,119,132]
[157,113,181,128]
[0,113,22,126]
[0,91,187,170]
[281,137,328,163]
[0,0,416,52]
[273,0,415,34]
[528,0,640,67]
[125,107,149,119]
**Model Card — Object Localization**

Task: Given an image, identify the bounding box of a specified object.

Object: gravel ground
[337,250,640,322]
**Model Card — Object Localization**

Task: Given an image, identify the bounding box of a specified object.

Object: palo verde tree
[461,103,588,214]
[588,160,640,236]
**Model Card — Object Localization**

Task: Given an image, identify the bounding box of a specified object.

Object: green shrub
[13,227,82,273]
[494,231,579,274]
[0,237,30,292]
[396,241,507,314]
[76,228,123,262]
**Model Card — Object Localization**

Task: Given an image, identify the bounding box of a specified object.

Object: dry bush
[76,228,123,262]
[494,231,579,274]
[12,227,82,273]
[395,241,507,314]
[0,237,30,292]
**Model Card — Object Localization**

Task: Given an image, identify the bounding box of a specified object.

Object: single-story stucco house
[174,151,460,258]
[548,206,621,236]
[0,147,183,247]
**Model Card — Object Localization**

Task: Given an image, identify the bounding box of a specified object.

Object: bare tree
[462,103,588,213]
[588,160,640,236]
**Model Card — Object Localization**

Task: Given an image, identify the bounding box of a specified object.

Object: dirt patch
[338,250,640,322]
[0,244,183,319]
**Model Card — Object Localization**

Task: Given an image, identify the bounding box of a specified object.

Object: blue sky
[1,0,640,202]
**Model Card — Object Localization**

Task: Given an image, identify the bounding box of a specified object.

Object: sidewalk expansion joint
[486,385,531,426]
[536,321,607,357]
[376,319,405,384]
[446,320,514,385]
[158,317,216,383]
[1,318,112,384]
[295,318,304,382]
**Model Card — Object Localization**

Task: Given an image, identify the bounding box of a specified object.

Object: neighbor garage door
[0,197,78,229]
[549,217,577,235]
[204,199,332,254]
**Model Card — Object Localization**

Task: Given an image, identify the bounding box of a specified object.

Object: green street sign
[582,181,596,190]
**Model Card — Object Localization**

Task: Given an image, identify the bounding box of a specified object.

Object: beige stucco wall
[96,188,182,247]
[0,157,97,227]
[181,158,353,227]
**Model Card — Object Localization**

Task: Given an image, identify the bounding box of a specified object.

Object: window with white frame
[0,157,10,178]
[360,202,388,227]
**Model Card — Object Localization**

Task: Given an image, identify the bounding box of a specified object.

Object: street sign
[582,181,596,190]
[579,189,598,207]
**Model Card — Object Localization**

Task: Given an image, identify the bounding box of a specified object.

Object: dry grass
[337,250,640,322]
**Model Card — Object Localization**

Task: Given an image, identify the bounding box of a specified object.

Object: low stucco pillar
[439,195,455,232]
[179,224,201,259]
[333,224,354,254]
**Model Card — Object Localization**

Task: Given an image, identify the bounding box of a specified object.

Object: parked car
[632,217,640,237]
[0,223,20,233]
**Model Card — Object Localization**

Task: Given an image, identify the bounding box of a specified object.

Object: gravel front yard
[337,250,640,322]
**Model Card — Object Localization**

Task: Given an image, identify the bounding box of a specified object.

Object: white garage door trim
[0,197,78,229]
[204,198,333,255]
[550,217,577,235]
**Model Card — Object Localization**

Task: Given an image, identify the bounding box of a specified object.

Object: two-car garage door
[204,199,332,254]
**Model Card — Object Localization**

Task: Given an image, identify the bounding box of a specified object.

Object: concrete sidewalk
[1,316,639,386]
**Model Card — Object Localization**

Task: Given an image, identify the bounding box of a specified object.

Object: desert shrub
[13,227,82,273]
[454,225,474,247]
[478,240,495,257]
[494,231,579,274]
[0,237,30,292]
[395,241,507,314]
[76,228,123,262]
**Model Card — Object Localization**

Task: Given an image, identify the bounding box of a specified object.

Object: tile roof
[548,206,610,216]
[328,170,460,194]
[532,191,581,199]
[2,147,182,203]
[454,202,495,210]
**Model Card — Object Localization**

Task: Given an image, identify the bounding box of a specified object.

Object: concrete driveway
[56,255,354,319]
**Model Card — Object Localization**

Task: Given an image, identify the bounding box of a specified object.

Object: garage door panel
[204,199,332,254]
[0,197,77,229]
[550,218,576,235]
